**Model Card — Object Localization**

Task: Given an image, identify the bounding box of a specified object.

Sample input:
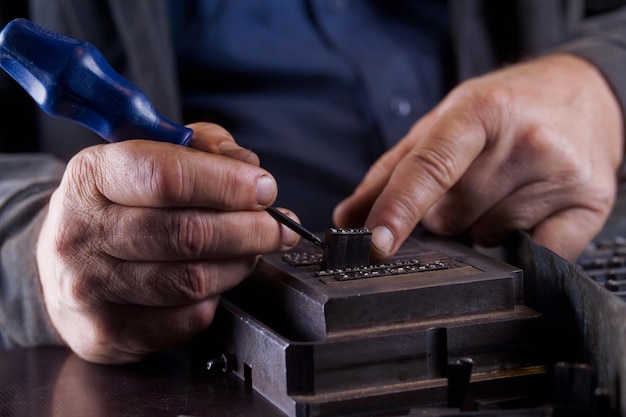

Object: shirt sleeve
[0,154,65,348]
[551,6,626,180]
[556,7,626,133]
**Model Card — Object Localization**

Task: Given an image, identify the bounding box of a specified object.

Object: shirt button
[327,0,348,13]
[389,96,412,117]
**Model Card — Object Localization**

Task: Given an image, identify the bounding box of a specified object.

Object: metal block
[321,228,371,270]
[213,232,546,416]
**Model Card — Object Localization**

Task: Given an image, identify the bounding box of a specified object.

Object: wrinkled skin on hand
[335,54,624,262]
[36,123,299,364]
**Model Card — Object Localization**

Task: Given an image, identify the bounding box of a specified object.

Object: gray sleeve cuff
[553,9,626,179]
[0,154,65,348]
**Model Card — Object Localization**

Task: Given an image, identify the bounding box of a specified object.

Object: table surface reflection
[0,344,284,417]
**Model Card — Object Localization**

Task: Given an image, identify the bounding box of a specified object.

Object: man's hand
[334,54,624,261]
[36,123,299,364]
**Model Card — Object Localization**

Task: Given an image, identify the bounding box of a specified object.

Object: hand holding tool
[0,18,327,249]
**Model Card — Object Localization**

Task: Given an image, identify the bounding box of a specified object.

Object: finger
[530,206,610,261]
[363,108,487,258]
[420,125,557,235]
[187,122,260,166]
[333,122,426,228]
[71,297,220,364]
[269,207,304,247]
[80,256,258,306]
[333,141,410,228]
[99,206,300,260]
[69,140,276,209]
[467,177,615,253]
[465,180,579,247]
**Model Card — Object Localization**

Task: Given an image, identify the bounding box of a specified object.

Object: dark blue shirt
[171,0,451,231]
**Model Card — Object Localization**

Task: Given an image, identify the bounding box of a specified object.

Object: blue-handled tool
[0,18,192,145]
[0,18,327,249]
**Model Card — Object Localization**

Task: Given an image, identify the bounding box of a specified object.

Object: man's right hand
[36,123,299,364]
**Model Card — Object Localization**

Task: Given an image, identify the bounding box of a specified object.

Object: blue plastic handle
[0,18,192,146]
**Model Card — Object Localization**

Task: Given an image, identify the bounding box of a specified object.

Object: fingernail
[372,225,395,255]
[256,175,276,206]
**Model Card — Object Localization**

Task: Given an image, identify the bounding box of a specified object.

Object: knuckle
[175,259,255,302]
[63,149,104,204]
[503,205,538,231]
[517,125,569,163]
[66,146,122,203]
[472,85,511,116]
[451,80,512,128]
[517,126,589,182]
[67,268,106,305]
[170,214,212,259]
[65,148,98,183]
[48,223,106,306]
[51,220,108,303]
[409,145,458,192]
[143,153,189,202]
[52,214,91,259]
[249,217,274,248]
[214,169,238,205]
[578,181,616,218]
[386,190,422,234]
[179,263,218,300]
